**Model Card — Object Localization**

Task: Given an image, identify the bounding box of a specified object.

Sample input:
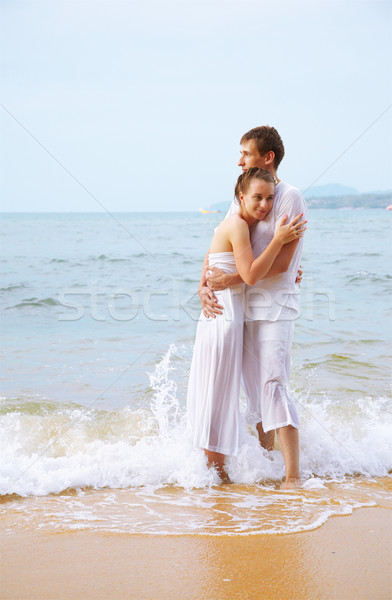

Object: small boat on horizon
[199,207,221,214]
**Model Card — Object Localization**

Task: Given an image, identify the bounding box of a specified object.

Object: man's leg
[243,322,275,450]
[276,425,300,488]
[256,317,300,485]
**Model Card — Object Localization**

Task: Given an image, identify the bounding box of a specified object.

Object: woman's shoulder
[225,214,246,227]
[216,213,243,231]
[224,215,249,243]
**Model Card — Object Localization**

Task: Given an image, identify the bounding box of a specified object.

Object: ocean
[1,209,391,535]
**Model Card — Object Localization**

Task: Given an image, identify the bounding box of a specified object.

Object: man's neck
[264,166,280,184]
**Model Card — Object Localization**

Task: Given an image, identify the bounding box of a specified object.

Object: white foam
[2,484,385,536]
[0,345,391,500]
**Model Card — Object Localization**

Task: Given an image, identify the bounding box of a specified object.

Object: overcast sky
[1,0,391,212]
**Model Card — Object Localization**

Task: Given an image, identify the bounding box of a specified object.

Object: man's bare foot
[280,478,302,490]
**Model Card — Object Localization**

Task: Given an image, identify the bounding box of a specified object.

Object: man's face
[238,139,268,172]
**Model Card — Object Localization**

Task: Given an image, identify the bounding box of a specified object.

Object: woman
[187,168,306,482]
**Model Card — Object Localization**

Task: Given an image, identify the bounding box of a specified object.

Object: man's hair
[240,126,285,169]
[234,167,275,204]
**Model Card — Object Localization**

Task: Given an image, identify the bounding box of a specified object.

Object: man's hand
[206,267,232,291]
[198,284,223,318]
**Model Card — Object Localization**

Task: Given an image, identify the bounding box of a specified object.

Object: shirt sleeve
[275,189,307,228]
[224,199,240,220]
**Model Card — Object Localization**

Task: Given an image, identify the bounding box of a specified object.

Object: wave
[1,345,391,499]
[0,283,28,292]
[347,271,392,283]
[92,254,147,261]
[3,480,389,536]
[83,252,190,262]
[6,297,61,309]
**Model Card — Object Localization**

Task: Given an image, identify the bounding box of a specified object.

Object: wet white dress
[187,252,245,456]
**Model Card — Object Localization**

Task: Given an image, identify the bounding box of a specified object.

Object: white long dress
[187,252,245,456]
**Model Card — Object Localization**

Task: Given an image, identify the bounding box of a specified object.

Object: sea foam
[1,345,391,499]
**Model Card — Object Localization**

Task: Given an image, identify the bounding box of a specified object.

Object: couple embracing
[187,126,307,488]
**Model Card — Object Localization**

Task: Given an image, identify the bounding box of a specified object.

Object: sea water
[1,209,391,535]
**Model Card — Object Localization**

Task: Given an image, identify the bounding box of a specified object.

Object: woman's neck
[239,210,257,228]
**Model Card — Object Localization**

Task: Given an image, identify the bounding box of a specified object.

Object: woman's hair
[234,167,275,204]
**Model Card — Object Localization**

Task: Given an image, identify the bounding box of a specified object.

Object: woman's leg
[204,449,231,483]
[256,422,275,451]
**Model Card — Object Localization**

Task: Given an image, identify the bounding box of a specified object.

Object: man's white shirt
[224,181,307,321]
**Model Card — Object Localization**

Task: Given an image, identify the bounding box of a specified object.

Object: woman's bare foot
[256,422,275,451]
[218,470,232,485]
[205,449,231,484]
[280,478,302,490]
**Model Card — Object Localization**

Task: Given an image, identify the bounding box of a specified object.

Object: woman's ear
[239,192,244,203]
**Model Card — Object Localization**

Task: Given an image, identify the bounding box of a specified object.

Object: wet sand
[1,507,391,600]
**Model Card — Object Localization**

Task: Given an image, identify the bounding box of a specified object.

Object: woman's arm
[207,250,301,289]
[230,215,305,286]
[231,222,283,286]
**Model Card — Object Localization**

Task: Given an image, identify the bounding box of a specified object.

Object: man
[198,126,307,488]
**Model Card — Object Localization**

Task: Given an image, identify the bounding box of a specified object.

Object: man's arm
[262,239,299,278]
[206,269,243,290]
[198,250,224,318]
[263,189,306,278]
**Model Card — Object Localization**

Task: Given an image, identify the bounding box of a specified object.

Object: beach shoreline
[1,506,391,600]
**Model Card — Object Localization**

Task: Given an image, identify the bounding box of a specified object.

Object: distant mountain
[207,201,231,212]
[305,191,392,209]
[303,183,358,198]
[207,190,392,211]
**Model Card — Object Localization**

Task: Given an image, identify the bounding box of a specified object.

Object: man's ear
[264,151,275,166]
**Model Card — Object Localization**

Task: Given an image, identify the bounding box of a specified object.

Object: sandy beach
[1,506,391,600]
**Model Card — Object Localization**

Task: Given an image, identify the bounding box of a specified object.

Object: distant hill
[305,191,392,209]
[206,201,231,212]
[208,190,392,211]
[303,183,358,198]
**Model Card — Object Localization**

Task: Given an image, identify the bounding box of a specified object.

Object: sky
[1,0,391,212]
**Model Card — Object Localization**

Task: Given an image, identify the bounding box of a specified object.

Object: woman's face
[240,179,275,221]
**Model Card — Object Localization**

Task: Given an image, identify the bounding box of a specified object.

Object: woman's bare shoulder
[224,214,246,228]
[215,213,242,232]
[217,215,248,247]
